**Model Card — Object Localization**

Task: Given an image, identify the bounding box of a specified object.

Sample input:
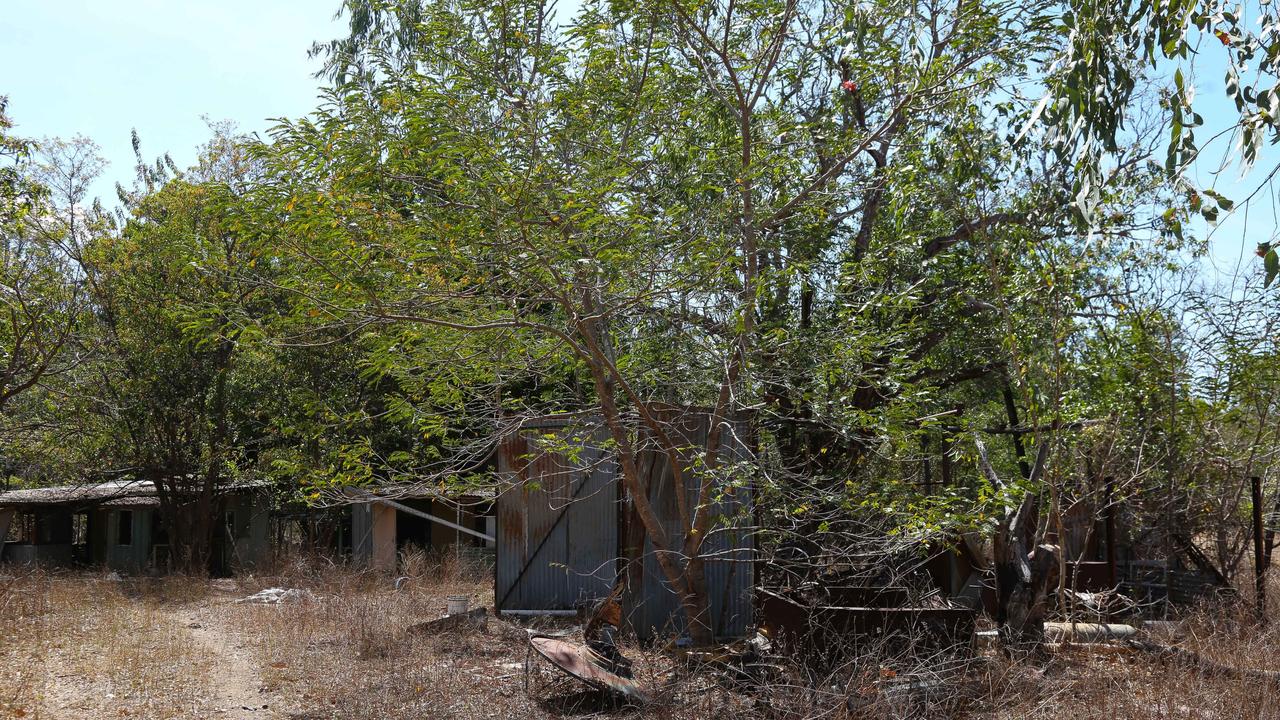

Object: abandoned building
[350,487,495,570]
[0,480,273,573]
[345,412,756,641]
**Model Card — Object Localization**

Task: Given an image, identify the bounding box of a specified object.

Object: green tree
[55,130,285,571]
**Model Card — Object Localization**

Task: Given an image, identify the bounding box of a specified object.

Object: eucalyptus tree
[1022,0,1280,281]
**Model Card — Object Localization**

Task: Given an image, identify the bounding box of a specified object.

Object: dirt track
[178,603,279,719]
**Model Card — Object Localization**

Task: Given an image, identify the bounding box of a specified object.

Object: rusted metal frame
[495,467,594,611]
[757,589,976,658]
[375,497,493,543]
[1170,532,1230,587]
[1254,476,1267,619]
[1104,477,1117,588]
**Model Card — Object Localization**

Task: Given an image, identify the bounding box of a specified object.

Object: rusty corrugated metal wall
[495,412,755,640]
[495,416,618,611]
[625,411,754,641]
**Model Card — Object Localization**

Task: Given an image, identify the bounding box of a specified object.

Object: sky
[1,0,344,203]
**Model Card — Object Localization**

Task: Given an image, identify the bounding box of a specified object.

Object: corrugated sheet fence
[627,411,754,641]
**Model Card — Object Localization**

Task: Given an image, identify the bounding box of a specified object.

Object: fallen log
[1043,622,1136,643]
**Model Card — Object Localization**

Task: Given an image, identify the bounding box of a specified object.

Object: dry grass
[5,558,1280,719]
[0,568,217,719]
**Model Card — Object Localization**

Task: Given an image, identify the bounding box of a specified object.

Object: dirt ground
[4,562,1280,719]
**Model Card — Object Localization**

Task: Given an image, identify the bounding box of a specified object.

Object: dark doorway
[395,499,433,551]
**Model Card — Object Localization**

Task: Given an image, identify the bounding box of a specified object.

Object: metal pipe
[375,497,495,543]
[499,609,580,617]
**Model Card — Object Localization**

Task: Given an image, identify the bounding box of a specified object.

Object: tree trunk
[994,537,1057,647]
[576,300,719,645]
[681,554,715,645]
[980,438,1053,650]
[162,490,214,575]
[581,345,716,645]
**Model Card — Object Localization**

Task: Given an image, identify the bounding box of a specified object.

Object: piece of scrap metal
[407,607,488,635]
[529,635,649,703]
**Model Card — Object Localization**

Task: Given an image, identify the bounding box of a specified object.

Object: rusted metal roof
[340,485,496,502]
[100,495,161,508]
[0,479,266,508]
[0,481,155,506]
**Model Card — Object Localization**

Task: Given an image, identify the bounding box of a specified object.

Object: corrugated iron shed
[626,410,754,640]
[495,412,755,641]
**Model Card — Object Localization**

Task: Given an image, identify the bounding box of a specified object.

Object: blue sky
[1,0,343,202]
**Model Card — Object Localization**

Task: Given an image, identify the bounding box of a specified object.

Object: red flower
[841,79,858,93]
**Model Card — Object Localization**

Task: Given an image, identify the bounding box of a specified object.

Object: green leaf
[1204,189,1235,210]
[1265,249,1279,287]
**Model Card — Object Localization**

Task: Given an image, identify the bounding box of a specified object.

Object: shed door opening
[116,510,133,546]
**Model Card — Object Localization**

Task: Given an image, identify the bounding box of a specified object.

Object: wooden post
[1253,476,1266,620]
[371,502,397,573]
[1266,489,1280,569]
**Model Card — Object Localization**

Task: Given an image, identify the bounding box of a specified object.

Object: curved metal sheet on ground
[529,635,649,703]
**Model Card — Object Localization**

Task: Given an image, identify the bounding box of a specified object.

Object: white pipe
[500,609,580,617]
[374,497,495,543]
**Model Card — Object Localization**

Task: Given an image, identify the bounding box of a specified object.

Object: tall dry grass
[6,556,1280,719]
